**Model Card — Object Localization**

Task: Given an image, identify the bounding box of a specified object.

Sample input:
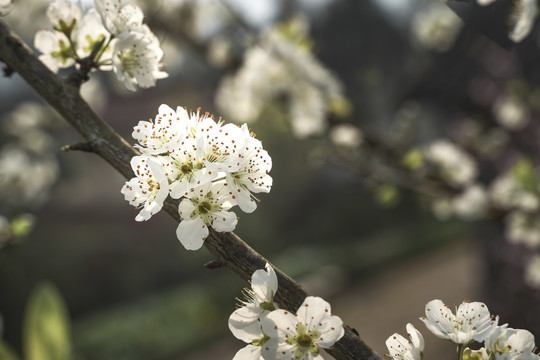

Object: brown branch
[0,20,382,360]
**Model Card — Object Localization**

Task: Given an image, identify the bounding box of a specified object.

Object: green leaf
[23,282,71,360]
[0,340,20,360]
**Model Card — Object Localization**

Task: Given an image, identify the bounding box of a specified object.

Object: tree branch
[0,20,382,360]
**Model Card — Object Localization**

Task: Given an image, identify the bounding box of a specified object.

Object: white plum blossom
[176,183,238,250]
[261,296,344,360]
[494,95,529,131]
[525,255,540,289]
[490,175,539,212]
[329,124,363,148]
[121,155,169,222]
[75,9,114,65]
[410,3,463,52]
[485,325,537,360]
[420,299,498,344]
[505,211,540,248]
[226,125,272,213]
[478,0,496,5]
[34,29,76,72]
[46,0,83,31]
[385,323,424,360]
[452,185,490,220]
[93,0,144,36]
[229,263,279,343]
[424,140,477,187]
[0,0,13,16]
[112,30,168,91]
[509,0,538,43]
[233,343,265,360]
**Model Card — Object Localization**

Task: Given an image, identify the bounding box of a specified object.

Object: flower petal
[228,305,262,343]
[176,218,208,250]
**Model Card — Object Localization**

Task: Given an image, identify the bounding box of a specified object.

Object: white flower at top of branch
[121,155,169,222]
[112,29,168,91]
[46,0,83,33]
[75,8,114,68]
[385,323,424,360]
[485,325,538,360]
[34,29,77,73]
[261,296,344,360]
[0,0,14,16]
[229,263,279,343]
[93,0,143,37]
[420,299,498,345]
[176,182,238,250]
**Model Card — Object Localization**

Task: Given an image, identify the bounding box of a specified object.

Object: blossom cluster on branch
[33,0,167,91]
[229,263,344,360]
[121,104,272,250]
[386,299,540,360]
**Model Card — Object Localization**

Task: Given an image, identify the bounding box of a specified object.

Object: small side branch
[61,141,96,153]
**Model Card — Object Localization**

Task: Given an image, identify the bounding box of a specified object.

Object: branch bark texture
[0,20,382,360]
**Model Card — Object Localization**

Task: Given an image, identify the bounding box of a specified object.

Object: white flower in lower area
[506,211,540,248]
[229,263,278,342]
[525,255,540,289]
[420,299,498,344]
[176,183,237,250]
[0,0,13,16]
[424,140,477,187]
[485,325,537,360]
[385,323,424,360]
[233,343,265,360]
[121,155,169,221]
[112,29,168,91]
[34,29,76,72]
[509,0,537,43]
[261,296,344,360]
[226,125,273,213]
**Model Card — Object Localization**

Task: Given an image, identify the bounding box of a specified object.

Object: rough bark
[0,20,382,360]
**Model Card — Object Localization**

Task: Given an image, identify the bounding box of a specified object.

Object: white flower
[261,296,344,360]
[233,344,265,360]
[478,0,496,5]
[93,0,144,36]
[509,0,538,43]
[424,140,477,187]
[229,263,278,342]
[420,299,498,344]
[385,323,424,360]
[75,8,113,66]
[0,0,14,16]
[494,96,529,131]
[329,124,363,148]
[525,255,540,289]
[490,175,538,212]
[485,325,537,360]
[506,211,540,248]
[34,29,76,72]
[411,3,463,52]
[112,29,168,91]
[121,155,169,221]
[225,125,273,213]
[452,185,489,220]
[176,183,237,250]
[46,0,83,31]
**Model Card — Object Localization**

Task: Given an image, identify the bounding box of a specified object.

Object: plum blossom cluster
[216,17,348,139]
[386,299,540,360]
[34,0,167,91]
[121,104,272,251]
[228,263,344,360]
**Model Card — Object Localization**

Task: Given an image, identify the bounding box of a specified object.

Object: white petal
[251,263,278,303]
[176,218,208,250]
[260,338,296,360]
[261,309,298,340]
[233,344,262,360]
[211,209,238,232]
[421,299,456,341]
[297,296,333,332]
[178,197,197,219]
[406,323,424,352]
[228,305,262,343]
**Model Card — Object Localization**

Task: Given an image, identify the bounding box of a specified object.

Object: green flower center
[180,163,193,175]
[297,334,312,348]
[198,201,212,214]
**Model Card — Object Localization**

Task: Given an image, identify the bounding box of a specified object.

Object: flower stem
[457,344,465,360]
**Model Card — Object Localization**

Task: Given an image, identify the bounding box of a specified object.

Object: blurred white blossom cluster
[34,0,167,91]
[0,103,59,247]
[410,2,463,52]
[228,263,344,360]
[216,18,349,139]
[121,104,272,250]
[0,0,13,16]
[386,299,540,360]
